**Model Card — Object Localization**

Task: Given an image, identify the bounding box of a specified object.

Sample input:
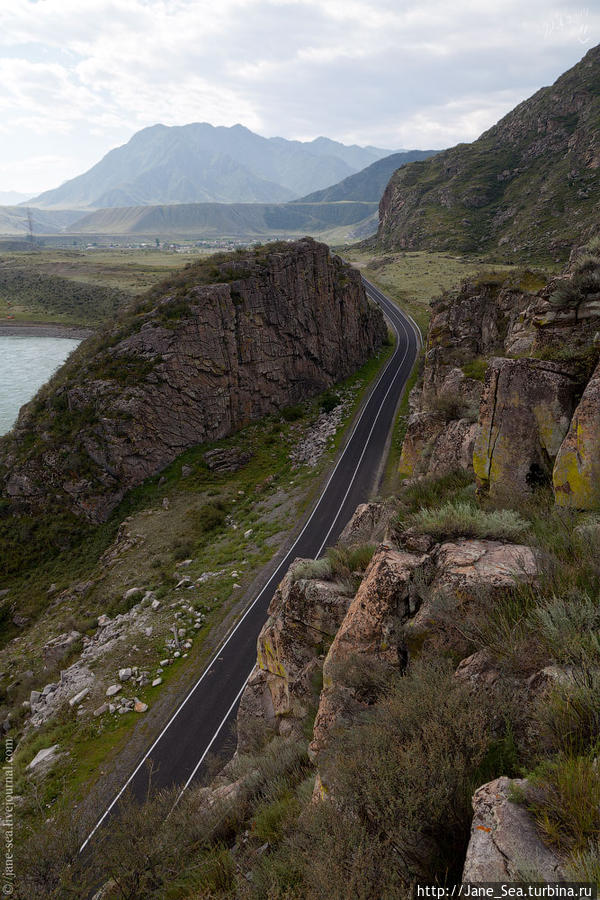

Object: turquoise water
[0,336,80,435]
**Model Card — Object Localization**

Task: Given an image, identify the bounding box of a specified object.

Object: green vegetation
[407,499,530,542]
[343,247,517,332]
[461,355,488,381]
[0,247,211,326]
[526,753,600,854]
[549,246,600,310]
[0,264,131,326]
[373,46,600,263]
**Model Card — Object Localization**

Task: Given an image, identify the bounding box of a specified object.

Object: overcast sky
[0,0,598,194]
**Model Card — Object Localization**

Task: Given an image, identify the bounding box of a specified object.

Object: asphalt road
[81,276,420,851]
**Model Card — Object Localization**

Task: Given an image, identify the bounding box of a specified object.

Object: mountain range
[376,43,600,261]
[28,124,396,210]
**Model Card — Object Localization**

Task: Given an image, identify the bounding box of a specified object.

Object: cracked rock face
[1,238,385,522]
[554,359,600,508]
[463,777,564,881]
[473,357,579,498]
[236,559,353,754]
[310,546,429,762]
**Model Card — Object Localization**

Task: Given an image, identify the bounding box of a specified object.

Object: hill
[29,123,394,210]
[376,44,600,262]
[0,206,83,235]
[299,149,437,202]
[0,238,385,526]
[67,200,379,237]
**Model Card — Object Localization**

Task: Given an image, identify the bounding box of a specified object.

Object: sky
[0,0,598,195]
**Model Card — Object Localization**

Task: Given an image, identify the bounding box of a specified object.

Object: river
[0,335,80,435]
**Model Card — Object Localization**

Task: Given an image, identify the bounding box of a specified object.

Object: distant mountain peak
[30,124,398,210]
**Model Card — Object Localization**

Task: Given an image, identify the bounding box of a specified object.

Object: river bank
[0,321,93,339]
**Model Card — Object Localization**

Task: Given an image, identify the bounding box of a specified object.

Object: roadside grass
[341,248,517,334]
[3,335,395,841]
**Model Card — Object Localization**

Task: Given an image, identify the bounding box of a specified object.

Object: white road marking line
[174,292,413,803]
[172,671,253,807]
[314,298,410,557]
[80,287,416,851]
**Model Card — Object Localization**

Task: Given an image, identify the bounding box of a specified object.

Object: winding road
[81,275,420,851]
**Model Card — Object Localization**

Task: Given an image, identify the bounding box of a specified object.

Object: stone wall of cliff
[375,45,600,261]
[399,250,600,507]
[227,242,600,890]
[0,238,386,522]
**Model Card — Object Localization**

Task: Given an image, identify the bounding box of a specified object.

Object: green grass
[526,753,600,854]
[406,499,530,542]
[2,329,395,840]
[343,248,517,333]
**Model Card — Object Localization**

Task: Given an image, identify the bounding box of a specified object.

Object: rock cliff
[400,250,600,507]
[0,239,386,522]
[376,44,600,261]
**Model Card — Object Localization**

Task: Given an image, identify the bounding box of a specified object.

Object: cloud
[0,0,598,191]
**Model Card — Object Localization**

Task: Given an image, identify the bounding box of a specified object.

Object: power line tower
[26,208,35,249]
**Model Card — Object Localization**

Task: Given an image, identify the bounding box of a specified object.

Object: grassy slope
[375,45,600,263]
[0,248,212,326]
[3,338,394,841]
[342,247,518,336]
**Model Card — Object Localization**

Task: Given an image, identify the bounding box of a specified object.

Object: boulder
[474,358,578,498]
[405,539,538,653]
[553,360,600,509]
[322,547,429,672]
[311,547,429,762]
[42,630,81,668]
[27,745,60,774]
[68,687,89,707]
[337,500,397,547]
[236,560,353,753]
[463,777,564,881]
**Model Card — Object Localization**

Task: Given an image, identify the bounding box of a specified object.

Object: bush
[566,841,600,886]
[292,558,332,582]
[534,668,600,755]
[527,592,600,666]
[320,390,341,414]
[398,470,474,516]
[461,356,488,381]
[549,254,600,309]
[188,500,227,535]
[281,404,304,421]
[315,657,502,885]
[526,753,600,854]
[408,500,530,542]
[429,390,476,423]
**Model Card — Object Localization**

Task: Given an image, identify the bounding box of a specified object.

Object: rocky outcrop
[397,252,600,492]
[553,359,600,508]
[1,239,386,521]
[463,777,564,881]
[404,539,538,655]
[236,559,353,754]
[375,45,600,261]
[337,499,398,546]
[310,538,537,763]
[398,276,540,479]
[473,358,579,498]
